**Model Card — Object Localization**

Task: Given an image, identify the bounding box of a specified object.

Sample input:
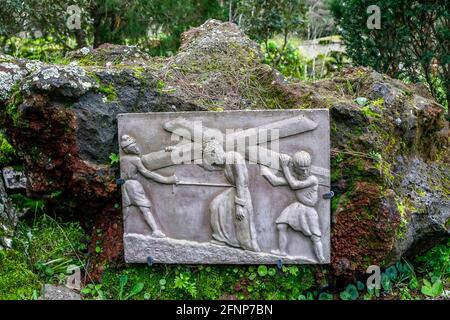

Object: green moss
[0,250,41,300]
[373,156,395,187]
[209,107,224,112]
[394,196,417,239]
[6,82,24,126]
[97,84,118,102]
[77,54,100,66]
[0,132,16,166]
[360,106,382,119]
[370,97,385,109]
[132,67,147,85]
[88,73,118,102]
[331,194,342,212]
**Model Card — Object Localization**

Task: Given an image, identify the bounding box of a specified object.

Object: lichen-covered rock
[65,43,152,67]
[0,20,448,278]
[39,284,81,300]
[2,166,27,189]
[0,54,42,103]
[0,173,19,249]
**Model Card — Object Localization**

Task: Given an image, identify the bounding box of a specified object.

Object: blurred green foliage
[331,0,449,114]
[0,0,228,55]
[0,37,67,62]
[264,41,307,79]
[238,0,307,70]
[263,39,348,80]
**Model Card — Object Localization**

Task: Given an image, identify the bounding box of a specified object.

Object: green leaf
[81,288,91,294]
[109,153,120,166]
[356,281,365,291]
[159,279,166,286]
[356,97,368,106]
[381,273,391,291]
[421,279,443,297]
[385,265,398,280]
[44,266,54,276]
[257,265,268,277]
[268,267,277,276]
[319,292,333,300]
[339,290,352,300]
[288,266,299,276]
[126,282,144,299]
[432,280,444,296]
[345,284,359,300]
[118,274,129,300]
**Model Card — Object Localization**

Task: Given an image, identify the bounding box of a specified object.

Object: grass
[1,211,448,300]
[0,214,86,300]
[99,264,315,300]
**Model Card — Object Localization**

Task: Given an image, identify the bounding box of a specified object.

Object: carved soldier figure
[202,134,260,252]
[120,134,178,238]
[262,151,325,263]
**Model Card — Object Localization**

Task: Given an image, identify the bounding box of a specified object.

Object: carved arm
[260,166,288,186]
[281,165,316,190]
[136,159,177,184]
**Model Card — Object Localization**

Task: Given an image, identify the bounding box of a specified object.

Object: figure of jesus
[202,134,260,252]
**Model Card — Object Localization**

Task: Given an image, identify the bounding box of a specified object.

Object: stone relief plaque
[118,110,330,264]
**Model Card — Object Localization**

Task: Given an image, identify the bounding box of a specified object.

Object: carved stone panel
[118,110,330,264]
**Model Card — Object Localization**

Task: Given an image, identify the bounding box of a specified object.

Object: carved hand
[279,154,291,167]
[167,175,179,185]
[235,206,246,221]
[260,166,271,176]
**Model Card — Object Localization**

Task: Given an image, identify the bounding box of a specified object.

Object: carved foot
[151,230,166,238]
[271,249,287,256]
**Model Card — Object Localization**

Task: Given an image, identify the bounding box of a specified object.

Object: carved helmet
[292,150,311,167]
[120,134,136,149]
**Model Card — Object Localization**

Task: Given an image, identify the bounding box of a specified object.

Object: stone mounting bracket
[277,259,283,271]
[322,191,334,199]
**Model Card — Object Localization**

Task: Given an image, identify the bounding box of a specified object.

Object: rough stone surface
[0,19,448,277]
[40,284,81,300]
[0,172,18,249]
[2,166,27,189]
